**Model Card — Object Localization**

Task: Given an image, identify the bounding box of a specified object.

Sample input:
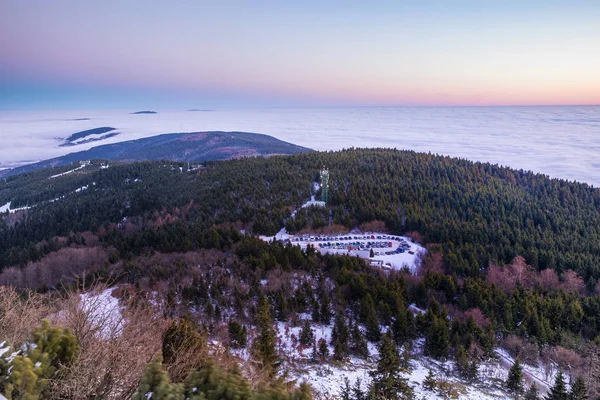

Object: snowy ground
[270,316,515,399]
[0,201,33,214]
[49,164,87,178]
[79,287,124,338]
[261,309,559,399]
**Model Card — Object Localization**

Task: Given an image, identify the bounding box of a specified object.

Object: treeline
[3,149,600,286]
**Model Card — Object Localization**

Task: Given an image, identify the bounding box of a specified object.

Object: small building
[369,259,383,267]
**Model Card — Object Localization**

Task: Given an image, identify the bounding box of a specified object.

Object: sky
[1,0,600,109]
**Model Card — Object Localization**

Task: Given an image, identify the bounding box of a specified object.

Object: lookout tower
[320,167,329,204]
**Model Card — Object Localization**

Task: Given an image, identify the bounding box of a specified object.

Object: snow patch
[301,195,325,208]
[49,164,86,178]
[79,287,124,338]
[0,342,9,357]
[0,201,33,214]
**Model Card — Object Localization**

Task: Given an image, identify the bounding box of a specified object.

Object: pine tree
[185,363,250,400]
[228,320,247,349]
[318,338,329,360]
[310,341,318,364]
[311,297,320,323]
[253,294,279,375]
[352,378,366,400]
[391,309,408,346]
[331,314,350,360]
[423,369,437,391]
[506,358,524,395]
[274,289,289,322]
[569,376,588,400]
[370,248,375,258]
[162,318,206,367]
[454,343,469,379]
[340,377,352,400]
[369,333,414,399]
[466,347,479,382]
[349,320,369,358]
[545,371,568,400]
[132,355,184,400]
[319,290,332,324]
[425,316,449,359]
[299,319,314,347]
[362,294,381,342]
[3,321,80,400]
[524,383,540,400]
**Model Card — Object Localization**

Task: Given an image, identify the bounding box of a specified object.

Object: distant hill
[0,131,312,177]
[60,127,120,147]
[131,110,157,114]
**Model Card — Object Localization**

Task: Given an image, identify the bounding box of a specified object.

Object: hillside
[1,148,600,399]
[0,131,312,177]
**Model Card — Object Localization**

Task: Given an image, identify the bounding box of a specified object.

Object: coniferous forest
[1,148,600,399]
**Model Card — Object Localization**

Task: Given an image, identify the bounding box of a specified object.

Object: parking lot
[290,233,415,256]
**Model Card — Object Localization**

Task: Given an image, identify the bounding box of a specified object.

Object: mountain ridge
[0,131,312,177]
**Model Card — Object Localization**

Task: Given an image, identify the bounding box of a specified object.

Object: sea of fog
[0,106,599,186]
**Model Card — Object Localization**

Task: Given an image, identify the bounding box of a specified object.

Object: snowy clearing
[0,201,33,214]
[49,164,86,178]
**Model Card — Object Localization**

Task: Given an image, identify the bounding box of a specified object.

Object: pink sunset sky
[1,0,599,109]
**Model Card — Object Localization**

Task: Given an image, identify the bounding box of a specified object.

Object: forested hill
[4,148,600,399]
[1,148,600,284]
[0,131,312,177]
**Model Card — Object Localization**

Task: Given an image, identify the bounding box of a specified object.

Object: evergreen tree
[3,321,80,400]
[349,320,369,358]
[524,383,540,400]
[391,309,409,346]
[311,297,320,324]
[310,341,318,364]
[506,358,524,395]
[340,377,352,400]
[331,314,350,361]
[422,369,437,391]
[454,343,469,379]
[369,333,414,399]
[274,289,289,322]
[352,378,366,400]
[318,338,329,360]
[319,290,332,325]
[132,355,184,400]
[162,318,206,368]
[466,347,479,382]
[362,294,381,342]
[569,376,588,400]
[228,320,247,349]
[299,319,315,347]
[253,294,279,375]
[545,371,568,400]
[370,248,375,258]
[185,363,250,400]
[425,316,449,359]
